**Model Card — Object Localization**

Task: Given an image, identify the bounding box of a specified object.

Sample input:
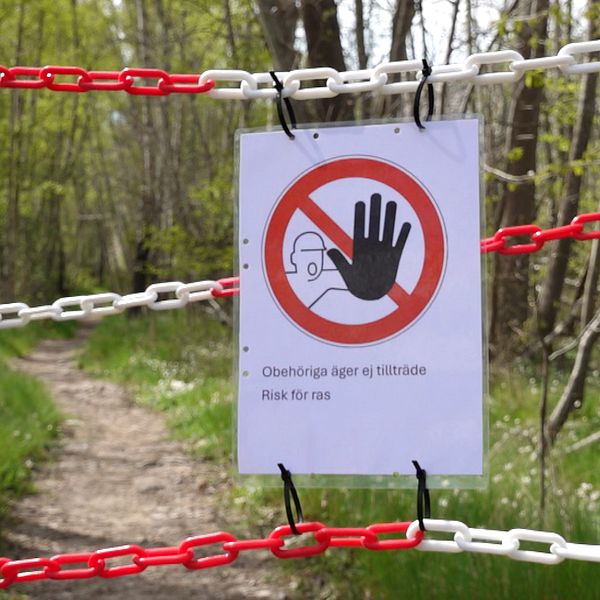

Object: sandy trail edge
[3,328,287,599]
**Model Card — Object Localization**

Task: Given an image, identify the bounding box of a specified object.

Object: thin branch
[549,306,600,362]
[485,164,536,183]
[567,430,600,454]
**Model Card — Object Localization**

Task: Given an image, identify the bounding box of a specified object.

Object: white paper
[237,119,483,478]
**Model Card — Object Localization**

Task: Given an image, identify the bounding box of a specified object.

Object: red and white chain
[0,277,239,330]
[1,40,599,99]
[1,518,598,589]
[1,211,599,330]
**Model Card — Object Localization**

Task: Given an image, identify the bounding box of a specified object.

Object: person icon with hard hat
[287,232,328,282]
[285,231,344,309]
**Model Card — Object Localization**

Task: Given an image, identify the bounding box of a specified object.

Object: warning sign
[236,120,485,484]
[264,157,446,344]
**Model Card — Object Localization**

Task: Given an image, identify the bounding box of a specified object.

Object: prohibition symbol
[264,157,446,345]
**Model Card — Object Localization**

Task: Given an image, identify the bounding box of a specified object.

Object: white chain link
[196,40,600,101]
[407,519,600,565]
[0,280,224,330]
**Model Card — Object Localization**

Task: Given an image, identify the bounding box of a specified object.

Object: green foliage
[0,0,271,300]
[496,12,508,38]
[0,324,75,562]
[514,19,524,35]
[506,146,524,162]
[571,160,585,177]
[539,131,571,154]
[524,68,545,88]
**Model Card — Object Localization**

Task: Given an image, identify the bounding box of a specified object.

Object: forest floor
[2,327,287,600]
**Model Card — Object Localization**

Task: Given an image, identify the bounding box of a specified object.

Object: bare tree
[132,0,162,294]
[301,0,354,121]
[355,0,368,70]
[547,308,600,444]
[439,0,461,114]
[490,0,549,357]
[2,0,26,300]
[390,0,415,62]
[537,0,600,338]
[255,0,299,70]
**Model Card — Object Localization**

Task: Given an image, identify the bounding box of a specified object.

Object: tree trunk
[490,0,549,358]
[256,0,299,70]
[353,0,369,119]
[440,0,461,114]
[376,0,415,117]
[132,0,160,295]
[222,0,238,63]
[536,0,599,337]
[2,0,26,300]
[390,0,415,62]
[355,0,368,70]
[301,0,354,121]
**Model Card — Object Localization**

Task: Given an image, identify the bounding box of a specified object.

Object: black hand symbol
[327,194,411,300]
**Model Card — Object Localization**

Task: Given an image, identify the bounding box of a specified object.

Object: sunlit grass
[0,370,60,507]
[0,321,75,359]
[0,324,71,537]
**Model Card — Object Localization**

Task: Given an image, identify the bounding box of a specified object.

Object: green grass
[0,321,74,359]
[0,369,60,509]
[81,311,600,599]
[0,323,73,530]
[80,310,234,460]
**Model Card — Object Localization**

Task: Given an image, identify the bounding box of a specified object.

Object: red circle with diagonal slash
[264,157,445,344]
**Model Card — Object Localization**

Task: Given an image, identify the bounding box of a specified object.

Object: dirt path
[3,329,287,599]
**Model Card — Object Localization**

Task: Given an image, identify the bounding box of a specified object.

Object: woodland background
[0,1,600,597]
[1,0,599,445]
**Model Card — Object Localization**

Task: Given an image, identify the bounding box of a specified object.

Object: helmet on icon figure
[290,232,327,281]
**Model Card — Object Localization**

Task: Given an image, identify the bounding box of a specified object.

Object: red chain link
[0,65,215,95]
[212,276,240,298]
[0,521,422,589]
[480,212,600,255]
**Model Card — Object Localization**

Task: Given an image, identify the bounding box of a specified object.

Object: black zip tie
[278,463,303,535]
[269,71,296,140]
[412,460,431,532]
[413,59,434,130]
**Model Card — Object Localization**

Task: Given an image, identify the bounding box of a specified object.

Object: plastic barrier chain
[2,518,600,589]
[0,521,420,588]
[0,66,215,95]
[480,211,600,254]
[1,40,599,99]
[0,277,239,330]
[0,211,598,330]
